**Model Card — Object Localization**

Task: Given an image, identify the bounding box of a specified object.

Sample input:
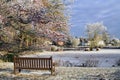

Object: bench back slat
[14,57,52,70]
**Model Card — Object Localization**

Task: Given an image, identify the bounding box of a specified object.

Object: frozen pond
[23,49,120,67]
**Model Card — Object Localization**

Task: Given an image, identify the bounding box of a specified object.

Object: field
[0,49,120,80]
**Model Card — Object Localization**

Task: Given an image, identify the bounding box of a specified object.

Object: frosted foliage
[113,38,120,43]
[14,0,43,9]
[86,22,107,34]
[72,38,80,47]
[86,22,107,40]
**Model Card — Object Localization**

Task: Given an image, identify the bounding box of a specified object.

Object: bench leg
[14,68,16,74]
[14,69,21,74]
[19,69,21,72]
[51,70,53,75]
[51,69,55,75]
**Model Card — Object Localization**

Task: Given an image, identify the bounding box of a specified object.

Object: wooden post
[14,56,16,74]
[50,56,53,75]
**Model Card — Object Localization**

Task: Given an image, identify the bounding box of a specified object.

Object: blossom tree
[0,0,70,52]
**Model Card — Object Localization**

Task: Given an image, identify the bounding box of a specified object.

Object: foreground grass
[0,62,120,80]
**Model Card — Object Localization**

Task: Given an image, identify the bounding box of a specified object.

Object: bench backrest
[14,56,53,70]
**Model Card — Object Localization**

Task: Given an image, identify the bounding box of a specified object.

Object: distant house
[79,38,89,46]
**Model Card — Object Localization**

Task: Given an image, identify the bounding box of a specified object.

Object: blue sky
[69,0,120,38]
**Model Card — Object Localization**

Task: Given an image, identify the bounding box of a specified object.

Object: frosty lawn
[23,49,120,67]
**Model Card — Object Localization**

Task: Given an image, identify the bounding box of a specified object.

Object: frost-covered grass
[0,49,120,79]
[0,62,120,80]
[23,49,120,67]
[0,49,120,80]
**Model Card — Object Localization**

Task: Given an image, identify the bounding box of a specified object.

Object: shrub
[72,38,80,47]
[51,45,58,51]
[2,53,18,62]
[116,59,120,66]
[84,48,90,51]
[84,59,99,67]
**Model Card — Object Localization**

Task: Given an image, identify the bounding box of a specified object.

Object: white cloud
[70,0,120,38]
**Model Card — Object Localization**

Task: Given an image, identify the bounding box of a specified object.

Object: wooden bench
[14,56,55,75]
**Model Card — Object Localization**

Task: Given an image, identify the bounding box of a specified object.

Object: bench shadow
[0,68,13,73]
[0,69,55,80]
